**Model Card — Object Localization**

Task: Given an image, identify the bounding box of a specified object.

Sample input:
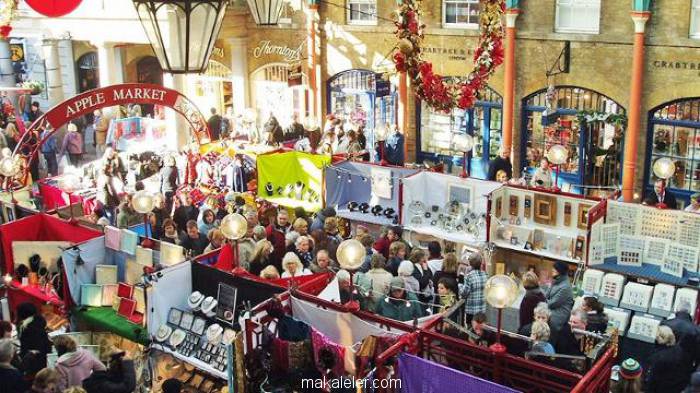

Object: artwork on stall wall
[160,242,184,266]
[676,214,700,248]
[523,195,532,219]
[577,204,592,230]
[588,241,605,265]
[370,167,392,199]
[120,230,138,255]
[532,229,545,250]
[102,284,117,307]
[447,183,474,210]
[95,265,118,285]
[606,202,640,236]
[509,195,519,216]
[533,194,557,226]
[495,196,502,218]
[216,283,238,326]
[574,236,585,260]
[666,242,698,274]
[12,241,72,272]
[600,223,621,259]
[563,202,572,227]
[618,235,645,267]
[105,226,121,250]
[644,238,668,266]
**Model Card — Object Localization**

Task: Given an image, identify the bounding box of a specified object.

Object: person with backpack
[60,123,83,167]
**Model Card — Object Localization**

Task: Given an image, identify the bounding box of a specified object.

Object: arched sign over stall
[11,83,211,187]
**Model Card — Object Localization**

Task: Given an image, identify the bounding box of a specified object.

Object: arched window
[77,52,98,93]
[522,86,625,194]
[136,56,163,86]
[647,98,700,203]
[251,63,306,129]
[416,84,502,179]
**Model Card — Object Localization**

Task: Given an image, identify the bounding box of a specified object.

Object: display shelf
[502,220,586,241]
[407,224,484,245]
[593,261,700,290]
[336,209,395,226]
[493,240,583,265]
[151,343,227,380]
[260,196,322,212]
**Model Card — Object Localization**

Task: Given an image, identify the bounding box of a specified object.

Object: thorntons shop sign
[253,40,304,62]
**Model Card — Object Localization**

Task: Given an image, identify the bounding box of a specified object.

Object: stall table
[73,306,150,345]
[38,179,97,215]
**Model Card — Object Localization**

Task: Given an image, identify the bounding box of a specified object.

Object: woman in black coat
[16,303,52,371]
[518,271,546,331]
[644,326,694,393]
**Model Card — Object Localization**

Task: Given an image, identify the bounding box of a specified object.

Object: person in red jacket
[266,209,290,272]
[373,226,402,259]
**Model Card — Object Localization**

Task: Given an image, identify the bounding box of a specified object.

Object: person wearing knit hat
[610,358,643,393]
[544,260,574,337]
[373,276,424,321]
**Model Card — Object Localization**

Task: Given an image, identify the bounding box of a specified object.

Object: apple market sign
[253,40,304,62]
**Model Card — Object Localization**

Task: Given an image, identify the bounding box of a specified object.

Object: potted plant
[21,80,44,95]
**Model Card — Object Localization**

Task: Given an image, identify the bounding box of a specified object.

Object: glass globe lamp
[336,239,365,271]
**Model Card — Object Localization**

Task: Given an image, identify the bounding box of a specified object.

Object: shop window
[417,83,502,179]
[78,52,99,93]
[347,0,377,25]
[251,64,305,129]
[523,86,625,194]
[555,0,601,34]
[648,98,700,197]
[442,0,479,28]
[691,0,700,38]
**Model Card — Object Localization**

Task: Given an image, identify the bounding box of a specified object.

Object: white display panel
[627,314,662,343]
[649,283,675,318]
[599,273,625,307]
[620,282,653,312]
[582,269,604,294]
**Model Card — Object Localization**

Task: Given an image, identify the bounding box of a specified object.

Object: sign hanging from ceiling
[25,0,82,18]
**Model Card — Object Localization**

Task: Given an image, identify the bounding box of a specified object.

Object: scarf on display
[271,337,313,373]
[398,353,519,393]
[311,327,346,378]
[225,163,247,193]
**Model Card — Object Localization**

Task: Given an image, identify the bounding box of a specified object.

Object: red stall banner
[25,0,83,17]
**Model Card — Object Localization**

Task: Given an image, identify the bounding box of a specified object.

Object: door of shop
[327,69,396,162]
[521,86,626,195]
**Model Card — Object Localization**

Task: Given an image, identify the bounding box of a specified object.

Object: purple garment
[398,353,519,393]
[311,327,346,377]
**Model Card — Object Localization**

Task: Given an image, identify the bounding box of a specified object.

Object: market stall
[324,160,421,227]
[582,200,700,361]
[0,214,103,322]
[400,172,502,252]
[107,116,170,153]
[256,150,331,212]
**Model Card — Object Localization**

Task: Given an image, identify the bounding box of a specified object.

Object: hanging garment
[311,327,346,377]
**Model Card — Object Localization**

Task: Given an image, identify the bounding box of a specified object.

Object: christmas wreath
[393,0,505,112]
[0,0,17,38]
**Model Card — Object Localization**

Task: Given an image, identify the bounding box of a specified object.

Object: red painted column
[502,9,519,156]
[306,3,320,121]
[622,12,651,202]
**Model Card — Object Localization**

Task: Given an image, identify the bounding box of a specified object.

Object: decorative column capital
[505,9,520,28]
[631,11,651,34]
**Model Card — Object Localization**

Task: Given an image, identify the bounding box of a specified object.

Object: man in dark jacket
[310,207,335,233]
[207,108,222,141]
[83,351,136,393]
[643,179,678,209]
[487,147,513,181]
[553,309,586,356]
[180,220,209,257]
[384,126,405,166]
[266,210,290,271]
[263,113,283,145]
[16,303,51,370]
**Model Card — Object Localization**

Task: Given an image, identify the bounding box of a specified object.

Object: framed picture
[578,204,592,230]
[510,236,519,245]
[495,197,502,218]
[3,202,16,223]
[179,312,194,331]
[509,195,519,216]
[447,183,473,210]
[533,194,557,226]
[524,241,533,250]
[524,195,532,218]
[168,308,183,326]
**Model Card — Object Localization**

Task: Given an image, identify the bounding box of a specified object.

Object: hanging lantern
[246,0,285,25]
[220,213,247,240]
[132,190,155,214]
[132,0,228,74]
[653,157,676,180]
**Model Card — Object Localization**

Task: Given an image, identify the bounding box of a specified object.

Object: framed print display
[588,241,605,265]
[81,284,103,307]
[120,229,138,255]
[582,269,604,294]
[168,308,183,326]
[606,202,639,236]
[135,246,153,266]
[649,283,675,317]
[676,213,700,248]
[599,273,625,307]
[618,235,645,267]
[370,167,392,199]
[600,223,621,259]
[627,314,662,344]
[604,307,631,335]
[620,282,654,312]
[117,283,134,299]
[524,195,532,218]
[639,208,676,241]
[674,288,698,314]
[533,194,557,226]
[563,202,572,227]
[117,298,136,319]
[644,238,669,266]
[95,265,118,285]
[577,203,592,230]
[101,284,118,307]
[665,242,698,275]
[447,183,473,210]
[509,195,519,216]
[125,257,145,285]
